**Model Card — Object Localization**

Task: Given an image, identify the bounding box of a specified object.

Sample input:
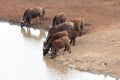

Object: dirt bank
[55,26,120,78]
[0,0,120,78]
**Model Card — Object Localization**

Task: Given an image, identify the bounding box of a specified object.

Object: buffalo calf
[51,36,71,58]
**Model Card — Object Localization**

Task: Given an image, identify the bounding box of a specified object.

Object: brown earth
[0,0,120,78]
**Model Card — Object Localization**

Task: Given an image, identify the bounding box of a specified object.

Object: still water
[0,22,117,80]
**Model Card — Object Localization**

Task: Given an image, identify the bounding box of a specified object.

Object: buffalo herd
[21,7,84,59]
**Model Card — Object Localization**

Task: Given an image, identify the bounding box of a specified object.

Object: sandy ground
[56,24,120,78]
[0,0,120,78]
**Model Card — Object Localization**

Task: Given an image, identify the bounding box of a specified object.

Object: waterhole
[0,22,117,80]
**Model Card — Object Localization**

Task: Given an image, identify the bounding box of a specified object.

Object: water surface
[0,22,117,80]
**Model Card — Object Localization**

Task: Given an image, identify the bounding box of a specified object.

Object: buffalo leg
[51,53,56,59]
[64,45,67,51]
[70,39,72,44]
[67,44,71,53]
[51,47,58,59]
[73,39,75,45]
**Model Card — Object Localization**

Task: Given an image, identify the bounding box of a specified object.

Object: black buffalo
[47,21,74,38]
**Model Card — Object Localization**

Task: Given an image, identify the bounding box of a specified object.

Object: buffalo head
[43,41,51,56]
[43,47,49,56]
[20,21,26,28]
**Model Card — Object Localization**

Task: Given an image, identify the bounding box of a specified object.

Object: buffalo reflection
[21,27,46,40]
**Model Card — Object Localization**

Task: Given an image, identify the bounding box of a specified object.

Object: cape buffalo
[70,17,84,35]
[47,21,74,38]
[20,7,46,28]
[52,13,66,27]
[51,36,71,58]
